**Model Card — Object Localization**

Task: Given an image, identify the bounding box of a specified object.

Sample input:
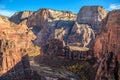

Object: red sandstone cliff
[0,15,36,79]
[93,10,120,61]
[93,10,120,80]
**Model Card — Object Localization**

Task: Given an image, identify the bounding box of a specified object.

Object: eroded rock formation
[77,6,107,33]
[27,8,76,28]
[7,6,107,50]
[93,10,120,80]
[0,15,36,79]
[67,22,95,47]
[41,39,65,56]
[27,8,76,46]
[95,52,119,80]
[93,10,120,61]
[27,6,106,49]
[9,11,33,24]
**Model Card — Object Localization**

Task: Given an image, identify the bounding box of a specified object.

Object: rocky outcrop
[27,9,49,30]
[0,15,9,24]
[67,6,106,48]
[93,10,120,80]
[64,6,107,48]
[27,8,76,46]
[27,8,76,30]
[48,20,75,43]
[27,8,76,28]
[67,22,95,47]
[77,6,107,33]
[41,39,65,56]
[95,52,119,80]
[0,16,36,79]
[93,10,120,61]
[27,7,103,48]
[41,39,92,60]
[9,11,33,24]
[34,20,75,46]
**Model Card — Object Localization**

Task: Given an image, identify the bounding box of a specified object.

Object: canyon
[0,6,120,80]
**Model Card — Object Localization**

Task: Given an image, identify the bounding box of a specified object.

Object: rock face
[95,52,119,80]
[0,16,36,79]
[77,6,107,33]
[27,7,106,48]
[27,8,76,28]
[93,10,120,61]
[34,20,75,46]
[9,11,33,24]
[27,8,76,30]
[67,6,107,48]
[93,10,120,80]
[0,39,29,73]
[8,7,106,50]
[27,8,76,46]
[0,15,9,24]
[41,39,65,56]
[67,22,95,47]
[27,9,49,30]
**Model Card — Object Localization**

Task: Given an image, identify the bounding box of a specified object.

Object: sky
[0,0,120,17]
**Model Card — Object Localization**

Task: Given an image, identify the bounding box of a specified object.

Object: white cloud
[0,9,15,17]
[0,3,15,17]
[108,4,120,11]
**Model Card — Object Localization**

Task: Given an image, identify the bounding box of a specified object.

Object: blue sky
[0,0,120,16]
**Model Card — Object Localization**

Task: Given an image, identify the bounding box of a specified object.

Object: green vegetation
[61,62,95,80]
[36,54,96,80]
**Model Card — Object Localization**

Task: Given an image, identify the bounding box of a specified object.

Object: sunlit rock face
[28,8,77,24]
[27,9,49,30]
[8,6,107,49]
[0,16,10,24]
[67,22,95,48]
[27,7,105,48]
[27,8,77,46]
[0,15,36,79]
[9,11,33,24]
[67,6,107,48]
[77,6,107,34]
[27,8,76,29]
